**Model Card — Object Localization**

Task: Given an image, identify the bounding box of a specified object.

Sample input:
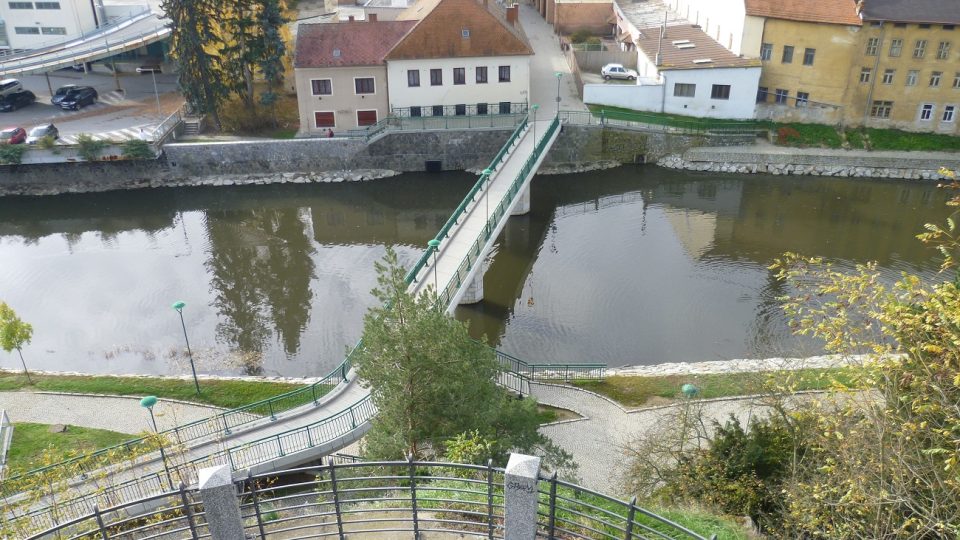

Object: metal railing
[561,109,764,137]
[27,461,716,540]
[391,102,528,117]
[0,410,12,480]
[0,7,152,61]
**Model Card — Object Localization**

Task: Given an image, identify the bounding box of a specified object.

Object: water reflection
[0,169,951,375]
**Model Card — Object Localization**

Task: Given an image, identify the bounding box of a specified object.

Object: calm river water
[0,167,951,377]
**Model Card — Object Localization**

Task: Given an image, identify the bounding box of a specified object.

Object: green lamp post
[428,239,441,294]
[172,301,200,394]
[482,168,494,222]
[555,72,563,113]
[139,395,174,489]
[531,104,540,144]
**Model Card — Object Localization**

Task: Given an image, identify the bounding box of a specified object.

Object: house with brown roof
[385,0,533,117]
[294,19,416,134]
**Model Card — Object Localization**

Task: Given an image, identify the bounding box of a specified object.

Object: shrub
[570,29,592,43]
[120,139,156,160]
[36,136,59,153]
[75,134,108,161]
[0,144,26,165]
[775,126,801,145]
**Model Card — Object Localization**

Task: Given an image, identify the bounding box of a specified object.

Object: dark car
[26,123,58,144]
[59,86,98,111]
[0,90,36,112]
[50,84,79,106]
[0,126,27,145]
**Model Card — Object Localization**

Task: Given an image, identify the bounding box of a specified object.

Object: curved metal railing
[25,461,717,540]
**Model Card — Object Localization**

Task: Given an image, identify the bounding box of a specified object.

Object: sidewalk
[519,2,587,115]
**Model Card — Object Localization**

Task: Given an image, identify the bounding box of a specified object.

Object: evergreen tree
[161,0,227,128]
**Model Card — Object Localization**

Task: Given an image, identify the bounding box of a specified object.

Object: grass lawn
[573,368,856,408]
[776,123,843,148]
[587,104,766,131]
[5,423,132,473]
[0,372,304,410]
[867,128,960,151]
[536,404,581,424]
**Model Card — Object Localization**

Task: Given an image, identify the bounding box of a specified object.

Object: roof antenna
[656,10,666,65]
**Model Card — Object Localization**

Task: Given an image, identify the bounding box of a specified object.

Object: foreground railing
[0,410,11,480]
[25,460,716,540]
[560,109,764,137]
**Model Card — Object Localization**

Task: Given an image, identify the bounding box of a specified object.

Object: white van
[0,79,23,97]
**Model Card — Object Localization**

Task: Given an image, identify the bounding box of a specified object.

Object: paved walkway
[0,391,224,434]
[520,1,587,115]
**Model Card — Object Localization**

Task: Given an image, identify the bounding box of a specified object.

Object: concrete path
[519,1,587,115]
[0,391,224,434]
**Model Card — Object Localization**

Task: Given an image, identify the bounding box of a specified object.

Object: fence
[0,7,152,62]
[25,459,716,540]
[0,410,11,480]
[560,109,764,137]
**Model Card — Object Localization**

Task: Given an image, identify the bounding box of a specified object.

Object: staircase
[182,116,204,136]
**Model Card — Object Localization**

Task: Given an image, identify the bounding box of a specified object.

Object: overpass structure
[0,11,170,78]
[1,110,601,538]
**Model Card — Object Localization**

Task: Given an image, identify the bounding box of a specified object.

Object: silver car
[600,63,638,81]
[0,79,23,98]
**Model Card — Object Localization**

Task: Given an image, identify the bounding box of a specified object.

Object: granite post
[197,465,245,540]
[504,453,541,540]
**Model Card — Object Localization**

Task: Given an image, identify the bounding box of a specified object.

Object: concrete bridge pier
[459,259,486,304]
[511,184,531,215]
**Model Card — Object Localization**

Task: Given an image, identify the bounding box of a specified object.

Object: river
[0,167,951,377]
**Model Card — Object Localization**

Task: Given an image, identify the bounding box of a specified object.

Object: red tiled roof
[294,21,417,68]
[745,0,862,26]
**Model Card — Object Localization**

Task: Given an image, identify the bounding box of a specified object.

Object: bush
[120,139,156,160]
[0,144,26,165]
[219,93,299,136]
[570,29,592,43]
[775,126,801,145]
[75,134,108,161]
[36,136,59,153]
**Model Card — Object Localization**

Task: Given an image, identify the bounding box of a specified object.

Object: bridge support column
[197,465,245,540]
[511,184,531,216]
[459,259,486,304]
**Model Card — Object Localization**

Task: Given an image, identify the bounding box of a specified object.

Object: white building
[0,0,103,50]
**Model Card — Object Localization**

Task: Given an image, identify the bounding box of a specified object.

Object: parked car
[51,84,79,106]
[0,79,23,98]
[58,87,98,110]
[136,64,162,74]
[26,123,58,144]
[600,63,638,81]
[0,91,36,112]
[0,126,27,145]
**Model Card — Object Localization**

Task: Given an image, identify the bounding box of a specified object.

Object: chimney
[369,13,378,21]
[348,15,355,21]
[506,4,518,24]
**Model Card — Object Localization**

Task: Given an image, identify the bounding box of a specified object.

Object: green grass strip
[6,422,133,473]
[0,373,303,410]
[573,368,857,408]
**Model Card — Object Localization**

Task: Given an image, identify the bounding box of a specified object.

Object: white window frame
[919,103,935,121]
[353,76,376,96]
[906,70,919,86]
[882,69,895,84]
[313,110,336,129]
[310,78,332,96]
[942,105,956,123]
[356,108,379,126]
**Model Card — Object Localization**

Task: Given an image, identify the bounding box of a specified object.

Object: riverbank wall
[659,146,960,179]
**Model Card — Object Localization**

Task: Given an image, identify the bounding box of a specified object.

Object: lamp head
[481,168,493,176]
[140,395,158,409]
[681,383,699,398]
[428,239,441,250]
[172,301,186,312]
[531,104,540,111]
[555,72,563,79]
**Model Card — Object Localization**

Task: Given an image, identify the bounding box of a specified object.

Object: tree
[354,248,572,471]
[0,302,34,383]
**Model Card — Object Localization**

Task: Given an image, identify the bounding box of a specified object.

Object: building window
[14,27,40,34]
[477,103,488,115]
[710,84,731,100]
[40,26,64,34]
[920,103,935,121]
[455,104,466,115]
[498,65,511,82]
[943,105,956,122]
[889,38,903,56]
[410,106,422,117]
[894,22,906,28]
[946,25,956,30]
[803,48,816,65]
[860,67,872,83]
[931,71,942,87]
[453,68,465,85]
[673,83,695,97]
[354,78,374,94]
[430,69,442,86]
[954,72,960,88]
[781,45,794,63]
[775,88,789,104]
[938,41,951,59]
[756,86,768,103]
[34,1,59,7]
[357,110,378,126]
[914,39,927,58]
[865,37,880,55]
[432,105,444,116]
[407,70,420,87]
[759,43,772,60]
[906,70,919,86]
[870,100,893,118]
[476,66,487,84]
[919,24,931,29]
[8,2,32,8]
[882,69,895,84]
[310,79,331,95]
[796,91,809,107]
[499,101,511,114]
[314,111,335,128]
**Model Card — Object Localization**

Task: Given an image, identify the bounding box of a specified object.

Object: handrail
[0,7,152,61]
[0,410,12,480]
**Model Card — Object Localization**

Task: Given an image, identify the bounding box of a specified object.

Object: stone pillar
[511,184,531,215]
[197,465,244,540]
[458,259,485,304]
[504,453,541,540]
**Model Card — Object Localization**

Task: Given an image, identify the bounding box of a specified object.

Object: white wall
[740,15,764,57]
[662,67,759,119]
[387,56,531,111]
[667,0,746,55]
[584,82,663,111]
[0,0,97,49]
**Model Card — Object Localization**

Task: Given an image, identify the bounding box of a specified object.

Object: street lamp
[139,395,174,490]
[171,301,200,394]
[427,239,441,295]
[482,168,493,224]
[150,68,161,117]
[555,72,563,115]
[531,104,540,144]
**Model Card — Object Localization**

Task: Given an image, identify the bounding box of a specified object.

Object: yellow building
[746,0,862,125]
[848,0,960,133]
